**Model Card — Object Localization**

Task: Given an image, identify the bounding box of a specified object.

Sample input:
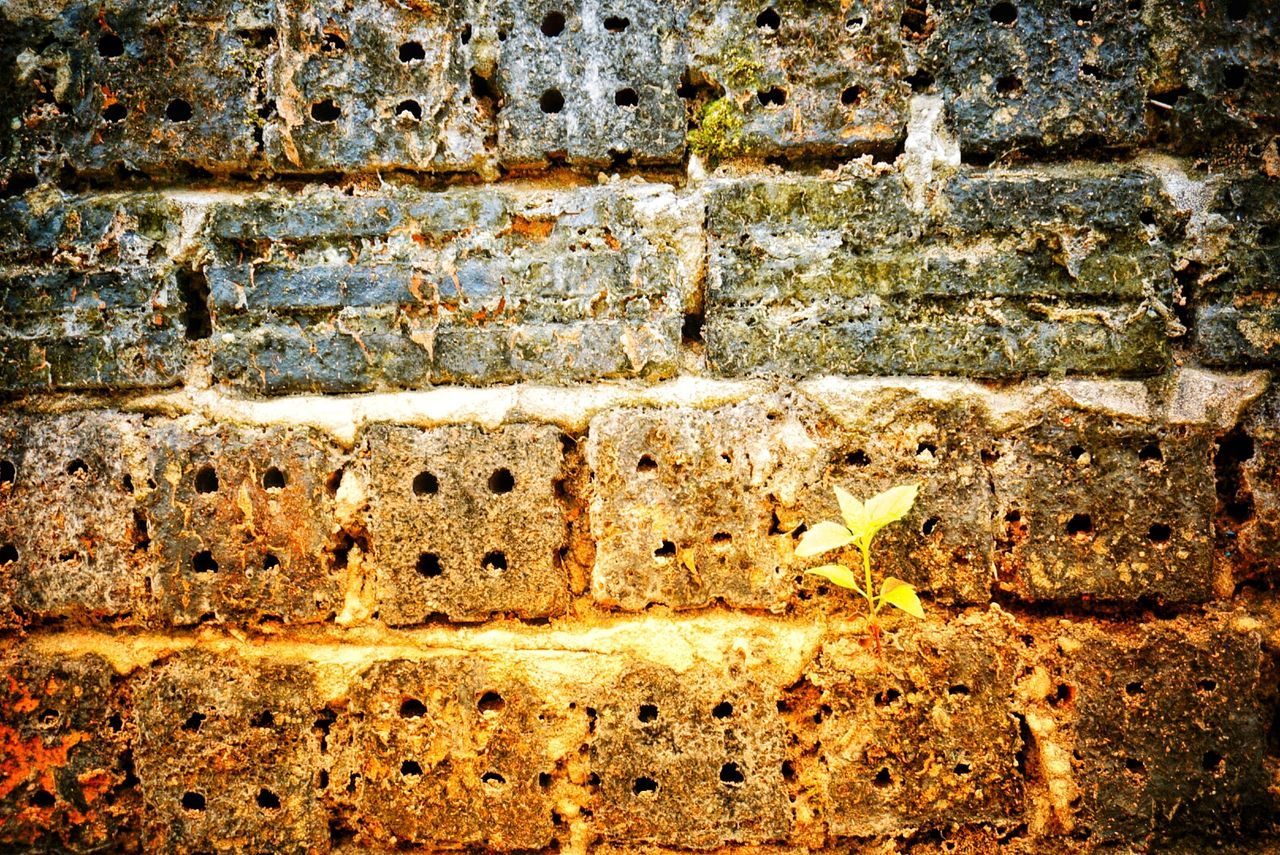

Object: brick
[923,0,1150,155]
[0,412,148,624]
[590,665,791,846]
[493,0,688,167]
[134,651,326,853]
[363,422,572,624]
[990,412,1216,602]
[266,0,489,173]
[1228,385,1280,582]
[1051,618,1268,841]
[141,421,346,626]
[205,184,691,392]
[705,170,1174,379]
[809,611,1025,835]
[0,651,141,852]
[328,656,577,850]
[687,0,909,159]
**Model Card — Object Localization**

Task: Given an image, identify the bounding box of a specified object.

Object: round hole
[256,788,280,809]
[840,85,863,106]
[399,698,427,718]
[413,471,439,495]
[102,102,128,122]
[654,540,675,558]
[165,99,192,122]
[1139,442,1163,461]
[311,99,341,122]
[604,15,630,31]
[1203,750,1223,772]
[195,464,218,493]
[0,460,14,486]
[873,768,892,788]
[1223,65,1247,90]
[192,550,219,573]
[541,10,566,36]
[638,704,658,722]
[322,32,346,52]
[1067,444,1088,463]
[416,552,442,578]
[996,74,1023,94]
[488,468,515,493]
[637,454,657,472]
[1147,523,1171,543]
[398,41,425,62]
[396,99,423,121]
[1069,3,1094,25]
[482,550,507,572]
[1227,0,1249,21]
[1126,681,1145,695]
[1065,513,1093,536]
[615,87,638,107]
[262,467,286,490]
[401,759,423,776]
[97,33,124,58]
[0,544,18,565]
[250,710,274,728]
[1125,757,1146,773]
[990,2,1017,24]
[922,516,940,535]
[66,458,88,476]
[954,762,972,775]
[845,15,865,32]
[262,553,281,571]
[757,87,786,107]
[481,771,506,786]
[719,762,745,784]
[539,89,565,114]
[30,789,55,808]
[712,701,733,718]
[632,776,658,794]
[181,712,206,732]
[478,691,506,713]
[846,450,870,466]
[756,7,780,29]
[1199,679,1217,692]
[181,792,206,811]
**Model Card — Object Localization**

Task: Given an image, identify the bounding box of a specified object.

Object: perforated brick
[493,0,688,167]
[328,656,577,850]
[142,421,345,625]
[0,651,141,852]
[810,611,1025,836]
[990,414,1216,602]
[363,422,572,624]
[590,665,792,846]
[1229,385,1280,582]
[133,651,326,854]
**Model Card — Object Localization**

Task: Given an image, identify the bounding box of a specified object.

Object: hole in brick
[540,89,565,113]
[756,8,780,30]
[615,88,638,107]
[906,69,935,91]
[996,75,1023,95]
[654,540,676,558]
[483,551,507,572]
[757,87,786,107]
[1070,3,1094,24]
[682,311,705,345]
[178,268,212,340]
[195,464,218,493]
[310,99,340,122]
[1223,65,1247,90]
[990,2,1017,24]
[713,701,733,718]
[400,698,427,718]
[1065,514,1093,537]
[1125,681,1145,695]
[541,11,566,35]
[0,460,13,486]
[1050,683,1075,706]
[846,450,870,467]
[539,771,553,788]
[250,710,274,728]
[1147,523,1171,544]
[840,85,864,106]
[1125,757,1146,773]
[193,550,218,573]
[181,792,206,811]
[954,762,972,775]
[256,788,280,809]
[922,517,940,535]
[1227,0,1249,20]
[637,454,658,472]
[1139,442,1163,462]
[0,544,17,565]
[398,41,425,63]
[1139,209,1156,226]
[478,691,505,713]
[489,468,515,493]
[638,704,658,722]
[604,15,630,31]
[1081,63,1102,78]
[30,789,55,808]
[416,552,442,578]
[412,471,439,495]
[98,33,124,57]
[481,771,506,786]
[1199,678,1217,692]
[165,98,192,122]
[845,15,865,32]
[108,713,123,732]
[632,776,658,795]
[102,101,128,121]
[182,712,206,732]
[720,762,745,785]
[326,468,344,496]
[875,688,901,707]
[322,32,346,52]
[873,768,892,788]
[396,99,423,121]
[401,760,423,776]
[1203,750,1223,772]
[37,708,58,726]
[263,467,286,490]
[66,458,88,476]
[948,684,970,696]
[263,553,280,571]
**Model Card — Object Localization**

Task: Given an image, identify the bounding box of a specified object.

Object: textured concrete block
[0,412,148,624]
[923,0,1150,155]
[810,612,1025,836]
[134,651,326,853]
[1054,618,1267,841]
[329,656,575,850]
[688,0,909,158]
[990,414,1215,602]
[364,423,572,624]
[705,170,1173,379]
[206,184,691,392]
[267,0,489,173]
[0,652,140,852]
[590,665,791,846]
[142,421,345,626]
[493,0,688,167]
[1229,385,1280,582]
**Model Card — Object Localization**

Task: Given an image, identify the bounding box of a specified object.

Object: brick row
[2,0,1276,182]
[0,611,1266,850]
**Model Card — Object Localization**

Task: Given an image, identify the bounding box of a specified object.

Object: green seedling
[796,484,925,638]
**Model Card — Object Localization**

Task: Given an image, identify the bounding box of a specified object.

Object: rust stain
[500,215,556,241]
[0,723,86,800]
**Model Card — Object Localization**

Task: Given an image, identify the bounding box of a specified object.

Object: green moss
[688,99,745,161]
[720,45,764,91]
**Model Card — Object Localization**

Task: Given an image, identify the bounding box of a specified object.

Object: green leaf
[795,520,855,558]
[834,485,868,539]
[805,564,862,592]
[879,576,924,619]
[859,483,920,544]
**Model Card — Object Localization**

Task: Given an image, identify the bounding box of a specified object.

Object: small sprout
[797,484,925,638]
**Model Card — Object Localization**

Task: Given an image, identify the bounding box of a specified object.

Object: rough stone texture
[0,651,140,852]
[363,422,572,624]
[1229,384,1280,584]
[205,183,694,392]
[705,169,1174,379]
[687,0,909,158]
[811,611,1025,836]
[134,651,326,853]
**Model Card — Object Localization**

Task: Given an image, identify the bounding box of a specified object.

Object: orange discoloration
[0,723,87,800]
[501,215,557,241]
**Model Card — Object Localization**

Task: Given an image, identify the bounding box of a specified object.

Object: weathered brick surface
[363,422,573,624]
[1230,385,1280,583]
[705,169,1174,379]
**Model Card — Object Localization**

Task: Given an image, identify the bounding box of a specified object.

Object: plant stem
[861,543,876,620]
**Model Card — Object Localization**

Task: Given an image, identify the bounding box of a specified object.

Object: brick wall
[1,0,1278,852]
